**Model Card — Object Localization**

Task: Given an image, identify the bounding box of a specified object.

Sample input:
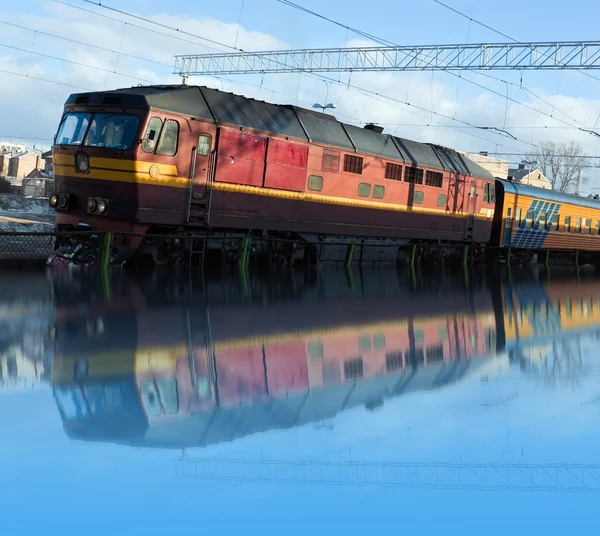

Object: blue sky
[3,334,600,535]
[2,0,600,188]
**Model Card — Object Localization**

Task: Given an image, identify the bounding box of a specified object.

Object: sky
[2,0,600,189]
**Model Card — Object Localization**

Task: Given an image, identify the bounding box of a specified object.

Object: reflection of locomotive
[50,269,600,448]
[49,84,600,267]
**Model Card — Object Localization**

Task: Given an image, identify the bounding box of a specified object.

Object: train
[48,84,600,266]
[49,268,600,449]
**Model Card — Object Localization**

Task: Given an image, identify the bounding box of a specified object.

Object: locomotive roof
[501,180,600,210]
[65,84,494,179]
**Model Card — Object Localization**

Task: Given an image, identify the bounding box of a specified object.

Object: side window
[142,117,163,153]
[516,207,522,227]
[551,214,559,231]
[506,207,512,227]
[596,220,600,235]
[373,185,385,199]
[564,216,571,232]
[413,191,424,204]
[156,119,179,156]
[307,175,323,191]
[586,218,592,235]
[525,210,534,229]
[484,183,490,203]
[358,183,371,197]
[575,217,581,234]
[539,212,547,230]
[198,134,211,156]
[437,194,447,207]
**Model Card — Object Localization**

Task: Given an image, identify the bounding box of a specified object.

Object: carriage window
[551,214,559,231]
[539,212,547,230]
[413,191,424,204]
[307,175,323,191]
[142,117,163,153]
[516,207,523,227]
[596,220,600,235]
[525,210,534,229]
[575,217,581,234]
[358,183,371,197]
[564,216,571,232]
[586,218,592,235]
[156,119,179,156]
[198,135,211,156]
[506,207,512,227]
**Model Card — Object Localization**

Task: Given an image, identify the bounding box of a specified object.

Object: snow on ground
[0,194,53,215]
[0,221,54,232]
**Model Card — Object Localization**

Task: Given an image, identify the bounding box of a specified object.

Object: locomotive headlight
[87,198,97,212]
[49,194,58,207]
[97,199,107,214]
[76,152,89,172]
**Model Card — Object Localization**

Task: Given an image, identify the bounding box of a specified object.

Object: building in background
[463,152,509,180]
[0,141,27,154]
[507,164,552,190]
[7,149,44,179]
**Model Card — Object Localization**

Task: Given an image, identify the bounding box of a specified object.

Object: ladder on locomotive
[186,307,217,404]
[187,149,215,226]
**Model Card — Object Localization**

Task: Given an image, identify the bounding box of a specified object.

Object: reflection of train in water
[50,272,600,448]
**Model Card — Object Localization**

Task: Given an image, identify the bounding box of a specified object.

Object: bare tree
[528,141,589,194]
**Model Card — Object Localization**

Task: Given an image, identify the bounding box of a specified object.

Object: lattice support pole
[409,244,417,269]
[238,237,251,270]
[345,244,355,269]
[461,245,470,269]
[99,232,113,272]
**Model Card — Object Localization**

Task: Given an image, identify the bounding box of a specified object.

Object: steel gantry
[174,41,600,77]
[175,458,600,493]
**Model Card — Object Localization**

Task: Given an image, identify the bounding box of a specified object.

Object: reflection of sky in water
[3,334,600,534]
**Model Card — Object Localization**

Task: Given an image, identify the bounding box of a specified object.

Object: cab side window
[142,117,163,153]
[198,134,211,157]
[156,120,180,156]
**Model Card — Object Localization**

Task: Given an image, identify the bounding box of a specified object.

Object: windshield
[55,112,140,150]
[55,112,91,146]
[54,380,141,421]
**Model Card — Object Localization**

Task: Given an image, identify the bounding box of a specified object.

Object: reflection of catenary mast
[175,459,600,493]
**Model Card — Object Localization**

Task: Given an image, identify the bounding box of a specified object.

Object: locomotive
[48,84,600,265]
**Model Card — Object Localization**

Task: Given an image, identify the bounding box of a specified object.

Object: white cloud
[2,2,600,188]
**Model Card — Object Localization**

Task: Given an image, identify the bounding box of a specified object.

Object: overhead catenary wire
[1,0,547,153]
[276,0,599,138]
[44,0,526,150]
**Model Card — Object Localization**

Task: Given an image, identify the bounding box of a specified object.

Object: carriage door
[191,134,212,201]
[465,181,478,240]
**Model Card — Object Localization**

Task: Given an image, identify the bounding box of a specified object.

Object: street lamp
[313,102,336,114]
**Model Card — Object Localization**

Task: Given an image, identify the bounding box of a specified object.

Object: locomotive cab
[49,86,216,266]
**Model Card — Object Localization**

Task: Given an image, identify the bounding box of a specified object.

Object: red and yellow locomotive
[49,83,499,264]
